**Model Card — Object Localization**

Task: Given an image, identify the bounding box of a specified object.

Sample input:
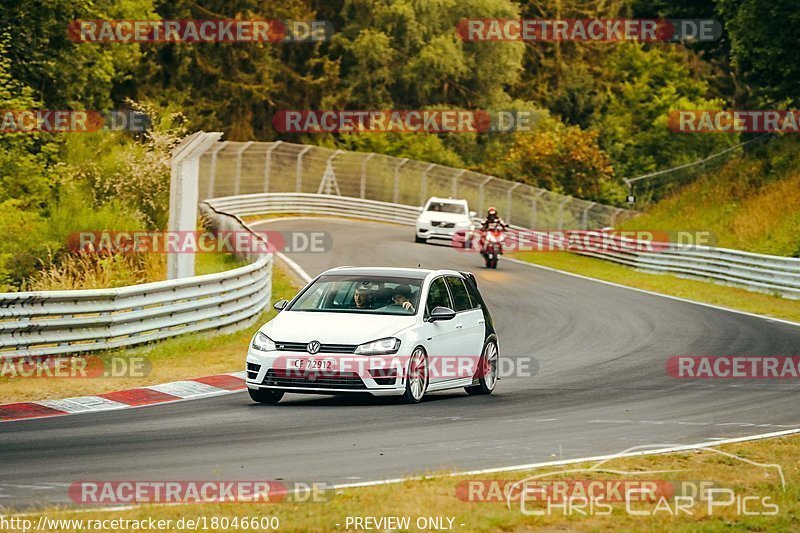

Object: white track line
[504,256,800,328]
[8,218,794,514]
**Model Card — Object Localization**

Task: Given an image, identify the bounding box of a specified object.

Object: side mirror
[273,299,289,311]
[469,211,477,218]
[428,306,456,321]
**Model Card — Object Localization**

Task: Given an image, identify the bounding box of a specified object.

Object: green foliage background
[0,0,796,287]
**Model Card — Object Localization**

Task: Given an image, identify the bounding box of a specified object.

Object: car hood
[260,311,417,344]
[420,211,469,223]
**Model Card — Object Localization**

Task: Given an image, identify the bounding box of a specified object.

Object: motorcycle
[480,227,506,269]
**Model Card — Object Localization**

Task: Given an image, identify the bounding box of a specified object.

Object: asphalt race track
[2,218,799,509]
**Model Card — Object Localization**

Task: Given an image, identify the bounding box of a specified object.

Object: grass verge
[12,434,799,531]
[510,251,800,323]
[0,263,301,404]
[622,136,800,257]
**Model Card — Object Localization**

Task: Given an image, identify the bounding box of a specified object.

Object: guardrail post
[421,163,435,205]
[263,141,282,193]
[296,146,312,192]
[233,141,253,196]
[360,153,375,199]
[168,131,223,279]
[205,140,229,199]
[394,158,409,204]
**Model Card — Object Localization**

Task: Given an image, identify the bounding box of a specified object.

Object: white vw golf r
[246,267,499,404]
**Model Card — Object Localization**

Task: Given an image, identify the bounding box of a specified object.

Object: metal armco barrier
[204,192,423,226]
[518,230,800,300]
[572,237,800,300]
[0,216,272,360]
[3,142,794,358]
[208,193,800,301]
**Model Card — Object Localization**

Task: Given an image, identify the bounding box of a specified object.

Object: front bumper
[246,348,407,396]
[416,223,471,243]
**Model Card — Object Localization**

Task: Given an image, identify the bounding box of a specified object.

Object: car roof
[321,266,463,280]
[426,197,468,205]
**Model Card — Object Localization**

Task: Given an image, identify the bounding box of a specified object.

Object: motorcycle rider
[480,207,508,233]
[479,207,508,267]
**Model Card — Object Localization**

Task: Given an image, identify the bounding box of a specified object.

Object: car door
[446,275,484,379]
[418,276,460,385]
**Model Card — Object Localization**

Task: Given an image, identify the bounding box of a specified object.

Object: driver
[388,284,415,312]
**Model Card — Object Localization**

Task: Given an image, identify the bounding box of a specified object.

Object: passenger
[353,286,373,309]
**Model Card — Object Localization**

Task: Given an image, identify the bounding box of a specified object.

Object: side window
[463,277,482,309]
[426,277,452,313]
[446,276,472,312]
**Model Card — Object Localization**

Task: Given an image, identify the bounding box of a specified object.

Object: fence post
[233,141,253,196]
[206,140,229,199]
[529,193,541,229]
[394,158,409,204]
[478,176,493,214]
[581,202,596,230]
[421,163,435,205]
[506,182,521,225]
[452,169,465,198]
[557,197,571,231]
[168,131,223,279]
[360,153,374,199]
[296,146,312,192]
[263,140,282,193]
[318,150,342,195]
[610,207,623,227]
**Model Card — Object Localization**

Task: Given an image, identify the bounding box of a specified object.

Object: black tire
[465,341,498,396]
[415,235,426,243]
[248,387,284,404]
[402,347,429,404]
[491,257,498,269]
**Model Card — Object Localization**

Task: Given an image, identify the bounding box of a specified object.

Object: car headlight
[251,332,277,352]
[418,218,431,225]
[354,337,401,355]
[456,221,471,227]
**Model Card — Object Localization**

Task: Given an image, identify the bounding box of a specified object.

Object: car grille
[246,362,260,380]
[273,341,357,354]
[432,221,455,228]
[263,369,366,389]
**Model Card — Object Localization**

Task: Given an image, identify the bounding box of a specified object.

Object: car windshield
[287,275,422,315]
[426,202,466,214]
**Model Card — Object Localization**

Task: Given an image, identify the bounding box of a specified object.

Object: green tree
[330,0,524,109]
[0,0,154,109]
[716,0,800,106]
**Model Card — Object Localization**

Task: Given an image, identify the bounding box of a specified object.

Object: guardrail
[0,214,272,360]
[203,192,423,226]
[4,186,795,360]
[571,235,800,300]
[207,193,800,301]
[512,230,800,300]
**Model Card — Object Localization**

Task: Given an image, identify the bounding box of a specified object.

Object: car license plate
[287,358,334,371]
